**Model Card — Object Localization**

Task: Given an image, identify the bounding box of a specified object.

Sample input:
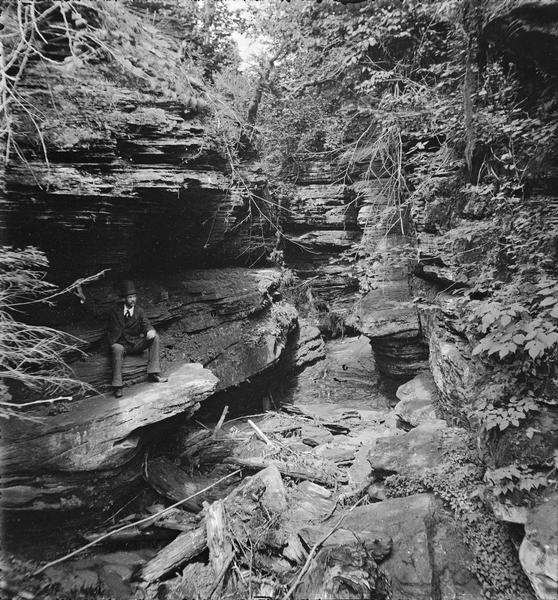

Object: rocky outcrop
[0,3,274,280]
[339,494,482,600]
[0,363,217,509]
[353,207,428,377]
[519,492,558,600]
[282,169,361,315]
[2,267,306,510]
[1,363,217,474]
[484,0,558,73]
[277,335,391,411]
[62,268,293,392]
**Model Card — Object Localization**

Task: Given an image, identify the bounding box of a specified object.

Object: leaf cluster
[484,463,550,501]
[468,280,558,364]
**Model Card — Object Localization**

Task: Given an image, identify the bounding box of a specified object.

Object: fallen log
[282,405,350,435]
[140,466,287,583]
[140,526,207,583]
[33,470,242,576]
[177,428,236,467]
[206,500,234,575]
[224,456,346,487]
[205,500,235,598]
[293,544,387,600]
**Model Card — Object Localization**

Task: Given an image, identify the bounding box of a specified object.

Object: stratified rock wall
[281,161,361,315]
[0,5,273,281]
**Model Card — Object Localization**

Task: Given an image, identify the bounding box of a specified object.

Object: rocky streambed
[1,329,544,600]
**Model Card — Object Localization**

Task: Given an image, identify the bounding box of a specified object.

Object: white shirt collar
[124,305,135,316]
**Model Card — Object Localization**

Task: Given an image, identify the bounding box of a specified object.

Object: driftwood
[282,498,365,600]
[140,466,286,584]
[141,525,207,583]
[34,469,242,576]
[224,456,346,487]
[206,500,234,575]
[282,405,350,435]
[145,457,203,511]
[148,507,200,532]
[205,500,235,598]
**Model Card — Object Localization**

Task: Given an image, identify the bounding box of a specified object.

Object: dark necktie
[125,310,131,321]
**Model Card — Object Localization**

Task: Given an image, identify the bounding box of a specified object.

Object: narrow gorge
[1,1,557,599]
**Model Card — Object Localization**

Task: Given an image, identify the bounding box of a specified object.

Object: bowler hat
[119,280,137,297]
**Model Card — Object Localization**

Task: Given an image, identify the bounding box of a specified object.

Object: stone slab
[1,362,218,473]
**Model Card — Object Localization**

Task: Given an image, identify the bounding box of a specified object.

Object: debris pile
[30,405,397,599]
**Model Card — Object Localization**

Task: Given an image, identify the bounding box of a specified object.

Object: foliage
[141,0,243,78]
[470,393,539,433]
[457,276,558,434]
[484,463,550,503]
[384,430,535,600]
[254,0,464,181]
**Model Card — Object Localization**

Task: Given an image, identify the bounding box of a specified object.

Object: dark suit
[107,304,161,388]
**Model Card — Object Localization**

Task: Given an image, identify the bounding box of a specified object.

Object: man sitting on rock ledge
[108,280,167,398]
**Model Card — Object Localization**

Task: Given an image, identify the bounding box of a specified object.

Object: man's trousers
[110,334,161,388]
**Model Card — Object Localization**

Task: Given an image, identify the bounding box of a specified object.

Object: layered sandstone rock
[61,268,292,392]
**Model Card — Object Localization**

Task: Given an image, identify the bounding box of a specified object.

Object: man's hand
[146,329,156,340]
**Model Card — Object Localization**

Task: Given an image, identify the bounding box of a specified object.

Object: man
[107,280,166,398]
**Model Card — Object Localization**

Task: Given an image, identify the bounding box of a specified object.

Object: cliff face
[2,68,272,278]
[406,4,558,597]
[280,160,361,316]
[0,2,310,512]
[0,3,273,281]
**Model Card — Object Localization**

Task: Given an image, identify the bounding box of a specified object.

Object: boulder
[313,444,355,463]
[367,421,463,478]
[301,424,334,447]
[394,372,439,428]
[519,492,558,600]
[1,362,218,473]
[336,494,481,600]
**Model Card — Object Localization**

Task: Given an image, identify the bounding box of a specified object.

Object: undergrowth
[383,429,536,600]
